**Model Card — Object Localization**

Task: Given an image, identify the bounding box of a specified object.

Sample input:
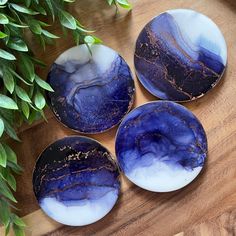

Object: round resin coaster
[47,44,135,133]
[134,9,227,101]
[33,136,120,226]
[115,101,207,192]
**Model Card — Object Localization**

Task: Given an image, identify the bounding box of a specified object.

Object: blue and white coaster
[134,9,227,101]
[115,101,207,192]
[47,45,135,133]
[33,136,120,226]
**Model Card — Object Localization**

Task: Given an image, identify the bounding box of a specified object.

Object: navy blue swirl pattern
[134,9,227,101]
[33,136,120,226]
[115,101,207,192]
[47,45,135,133]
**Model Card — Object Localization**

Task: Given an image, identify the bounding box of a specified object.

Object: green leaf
[45,0,54,21]
[0,31,7,38]
[84,35,95,44]
[42,29,59,39]
[38,34,45,50]
[29,20,42,34]
[37,6,47,15]
[0,0,8,6]
[3,144,17,163]
[10,3,38,15]
[35,75,54,92]
[31,57,46,67]
[58,10,76,29]
[19,54,35,81]
[0,108,13,123]
[116,0,129,4]
[0,166,16,191]
[0,13,8,24]
[84,35,102,45]
[7,23,22,36]
[0,118,4,137]
[0,94,18,110]
[116,0,132,9]
[25,0,31,8]
[20,101,29,119]
[73,31,80,45]
[27,109,41,124]
[0,143,7,167]
[9,6,22,24]
[15,114,23,127]
[8,22,28,28]
[28,102,38,111]
[5,223,10,236]
[9,68,33,86]
[7,161,22,174]
[76,25,94,33]
[13,224,25,236]
[92,35,102,44]
[3,25,10,44]
[15,85,31,103]
[0,180,17,202]
[38,20,50,27]
[0,199,10,226]
[7,38,28,52]
[2,67,15,93]
[7,172,16,190]
[0,166,6,179]
[39,109,47,122]
[107,0,113,5]
[0,49,16,60]
[12,214,26,227]
[0,170,5,185]
[34,91,45,109]
[2,118,20,141]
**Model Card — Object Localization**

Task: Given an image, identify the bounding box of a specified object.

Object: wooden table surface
[1,0,236,235]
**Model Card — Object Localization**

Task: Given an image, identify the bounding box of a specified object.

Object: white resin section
[40,189,118,226]
[55,44,118,73]
[167,9,227,65]
[126,159,203,192]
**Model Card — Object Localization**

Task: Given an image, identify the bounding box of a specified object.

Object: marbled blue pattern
[33,136,120,226]
[134,9,227,101]
[115,101,207,192]
[47,45,135,133]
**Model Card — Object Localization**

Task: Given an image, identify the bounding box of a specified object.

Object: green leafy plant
[107,0,132,10]
[0,0,131,235]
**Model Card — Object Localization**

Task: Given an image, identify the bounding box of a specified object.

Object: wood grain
[175,209,236,236]
[1,0,236,235]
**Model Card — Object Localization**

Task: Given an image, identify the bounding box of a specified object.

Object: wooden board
[1,0,236,235]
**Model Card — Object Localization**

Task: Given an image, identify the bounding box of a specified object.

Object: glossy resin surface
[134,9,227,101]
[33,136,120,226]
[47,45,135,133]
[115,101,207,192]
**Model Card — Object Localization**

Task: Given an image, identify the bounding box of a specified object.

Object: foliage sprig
[0,0,131,235]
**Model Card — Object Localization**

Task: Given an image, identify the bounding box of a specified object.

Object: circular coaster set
[33,9,226,226]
